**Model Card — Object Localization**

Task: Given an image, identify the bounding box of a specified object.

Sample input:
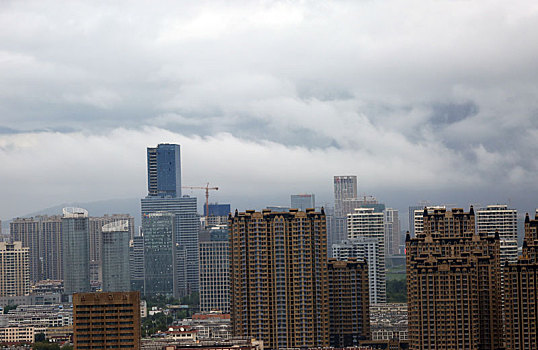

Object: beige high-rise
[0,242,30,297]
[229,208,329,350]
[504,213,538,350]
[406,207,503,350]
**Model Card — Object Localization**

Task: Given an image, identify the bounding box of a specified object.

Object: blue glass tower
[147,144,181,198]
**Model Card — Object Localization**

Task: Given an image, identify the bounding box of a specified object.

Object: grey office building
[62,207,91,295]
[291,194,316,211]
[101,220,131,292]
[199,225,229,313]
[142,212,175,296]
[140,196,199,297]
[129,234,145,293]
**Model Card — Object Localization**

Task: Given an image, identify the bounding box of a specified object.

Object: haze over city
[2,1,538,221]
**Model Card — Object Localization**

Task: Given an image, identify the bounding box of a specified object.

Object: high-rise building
[142,212,175,296]
[89,214,135,284]
[385,208,400,256]
[73,291,141,350]
[101,220,131,292]
[328,258,370,347]
[199,225,229,313]
[332,237,383,305]
[412,206,445,237]
[142,143,200,297]
[408,205,423,237]
[334,176,358,217]
[62,207,91,295]
[229,209,329,350]
[147,143,182,198]
[10,216,63,283]
[0,242,30,297]
[290,194,316,211]
[476,205,518,266]
[204,203,231,227]
[406,207,503,350]
[129,234,145,293]
[504,213,538,350]
[348,207,386,303]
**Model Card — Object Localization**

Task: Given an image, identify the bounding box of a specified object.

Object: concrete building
[10,215,62,282]
[370,303,408,341]
[101,220,131,292]
[0,242,30,297]
[89,214,134,284]
[385,208,400,256]
[504,213,538,350]
[412,206,445,237]
[199,225,229,313]
[348,208,386,304]
[61,207,91,295]
[130,234,145,293]
[204,204,231,227]
[328,259,370,347]
[229,209,329,350]
[332,237,384,305]
[0,327,34,344]
[73,291,141,350]
[0,304,72,328]
[290,194,315,211]
[406,207,503,350]
[142,212,175,296]
[334,176,358,217]
[476,205,518,266]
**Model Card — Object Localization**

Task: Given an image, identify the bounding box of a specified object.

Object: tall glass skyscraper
[101,220,131,292]
[142,212,175,296]
[62,207,91,295]
[141,143,200,297]
[147,144,182,198]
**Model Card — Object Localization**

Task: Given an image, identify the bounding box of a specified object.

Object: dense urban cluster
[0,143,537,350]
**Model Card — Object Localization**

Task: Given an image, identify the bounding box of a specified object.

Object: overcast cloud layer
[1,0,538,222]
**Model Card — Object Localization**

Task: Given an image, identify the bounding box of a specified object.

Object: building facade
[385,208,400,256]
[62,207,91,295]
[476,205,518,266]
[348,207,386,303]
[199,225,229,313]
[0,242,30,297]
[290,194,316,211]
[72,291,141,350]
[147,143,182,198]
[229,209,329,350]
[328,258,370,347]
[334,176,358,217]
[332,237,383,305]
[406,207,503,350]
[129,234,145,293]
[142,212,175,296]
[141,196,199,297]
[101,220,131,292]
[504,213,538,350]
[89,214,134,284]
[10,215,62,282]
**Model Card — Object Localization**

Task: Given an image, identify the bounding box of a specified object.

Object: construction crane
[182,183,219,221]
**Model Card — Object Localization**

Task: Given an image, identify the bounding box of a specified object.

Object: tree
[35,333,46,342]
[3,304,17,314]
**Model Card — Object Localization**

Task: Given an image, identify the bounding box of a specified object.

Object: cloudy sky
[1,0,538,224]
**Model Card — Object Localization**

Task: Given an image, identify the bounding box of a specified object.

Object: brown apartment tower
[229,208,329,350]
[328,258,371,347]
[504,213,538,350]
[72,291,141,350]
[406,207,503,350]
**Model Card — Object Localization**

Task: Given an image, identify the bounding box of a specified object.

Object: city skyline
[1,1,538,222]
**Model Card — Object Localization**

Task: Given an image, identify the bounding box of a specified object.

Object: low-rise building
[0,326,34,344]
[369,303,408,341]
